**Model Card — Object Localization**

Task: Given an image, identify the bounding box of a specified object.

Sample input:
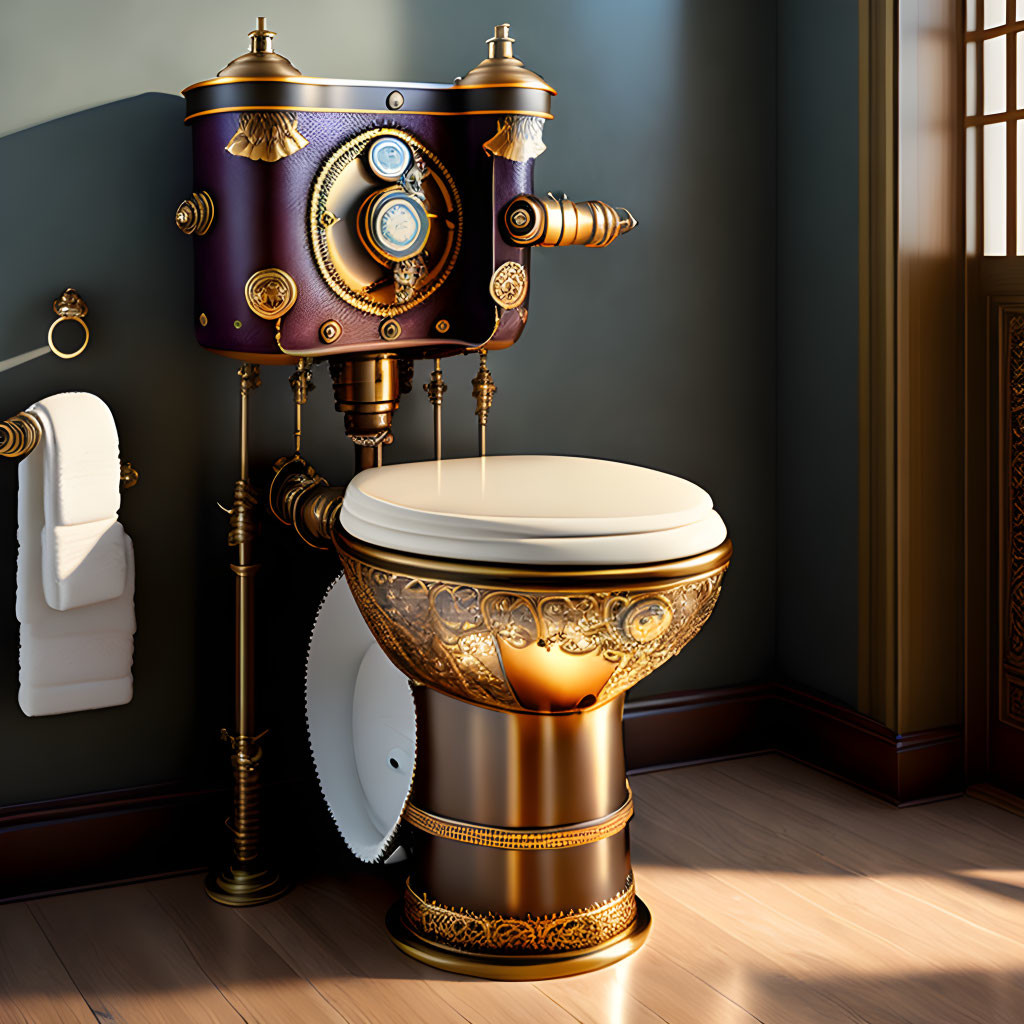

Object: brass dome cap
[457,24,554,93]
[218,17,302,78]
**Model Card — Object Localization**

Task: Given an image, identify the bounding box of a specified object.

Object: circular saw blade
[305,573,416,864]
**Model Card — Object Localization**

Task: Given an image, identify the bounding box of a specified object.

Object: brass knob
[119,461,139,490]
[175,190,215,236]
[503,194,636,248]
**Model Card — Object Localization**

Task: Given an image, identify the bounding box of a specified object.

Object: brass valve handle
[503,193,637,248]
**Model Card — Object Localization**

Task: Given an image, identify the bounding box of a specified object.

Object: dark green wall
[0,0,777,805]
[776,0,860,707]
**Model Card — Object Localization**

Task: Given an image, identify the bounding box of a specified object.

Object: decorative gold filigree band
[402,785,633,851]
[402,874,637,954]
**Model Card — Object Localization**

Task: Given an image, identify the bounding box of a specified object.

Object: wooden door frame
[859,0,966,739]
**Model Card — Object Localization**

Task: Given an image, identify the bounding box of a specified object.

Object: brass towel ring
[47,288,90,360]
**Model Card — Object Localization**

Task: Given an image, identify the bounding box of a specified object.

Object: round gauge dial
[310,128,463,316]
[367,135,413,182]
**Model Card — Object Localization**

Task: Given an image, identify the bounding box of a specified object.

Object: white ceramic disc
[305,574,416,864]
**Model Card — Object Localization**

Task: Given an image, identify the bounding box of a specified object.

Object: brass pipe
[206,363,288,907]
[472,350,496,457]
[268,453,344,551]
[424,358,446,461]
[503,193,637,248]
[289,357,314,454]
[330,353,402,474]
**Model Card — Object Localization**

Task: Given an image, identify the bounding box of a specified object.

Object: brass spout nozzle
[503,194,637,248]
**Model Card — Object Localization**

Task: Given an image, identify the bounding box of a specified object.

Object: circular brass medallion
[489,262,528,310]
[245,268,298,321]
[620,596,673,643]
[310,128,463,316]
[435,319,450,334]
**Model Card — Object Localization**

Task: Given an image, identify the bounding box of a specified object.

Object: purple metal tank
[178,21,552,364]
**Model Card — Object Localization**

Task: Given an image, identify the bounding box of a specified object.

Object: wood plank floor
[4,754,1024,1023]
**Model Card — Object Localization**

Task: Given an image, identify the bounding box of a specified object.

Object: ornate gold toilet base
[384,687,652,980]
[385,892,652,981]
[335,531,731,980]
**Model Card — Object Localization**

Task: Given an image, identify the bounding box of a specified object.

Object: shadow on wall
[0,93,232,805]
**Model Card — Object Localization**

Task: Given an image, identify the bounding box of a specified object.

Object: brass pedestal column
[388,688,650,979]
[206,363,289,906]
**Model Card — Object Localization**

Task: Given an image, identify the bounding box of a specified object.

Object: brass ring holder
[402,784,633,851]
[47,289,90,360]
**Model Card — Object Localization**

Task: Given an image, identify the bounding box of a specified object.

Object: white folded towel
[16,393,136,717]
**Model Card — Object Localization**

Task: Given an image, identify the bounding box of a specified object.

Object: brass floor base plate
[385,897,652,981]
[204,864,291,907]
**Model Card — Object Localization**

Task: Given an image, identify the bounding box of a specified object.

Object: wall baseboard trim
[624,681,964,806]
[0,782,224,904]
[2,681,964,903]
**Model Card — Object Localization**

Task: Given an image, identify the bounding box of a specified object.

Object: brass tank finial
[457,23,552,92]
[249,17,276,54]
[218,16,302,78]
[487,24,515,60]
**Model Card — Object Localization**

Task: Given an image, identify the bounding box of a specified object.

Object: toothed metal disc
[305,573,416,864]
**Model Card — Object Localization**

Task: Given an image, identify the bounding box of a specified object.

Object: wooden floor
[4,755,1024,1023]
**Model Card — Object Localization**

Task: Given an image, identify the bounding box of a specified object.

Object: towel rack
[0,410,138,489]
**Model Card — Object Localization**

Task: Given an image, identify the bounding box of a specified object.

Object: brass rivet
[386,90,405,110]
[435,319,450,334]
[199,313,208,326]
[234,320,242,329]
[510,208,529,228]
[320,319,343,344]
[379,317,402,341]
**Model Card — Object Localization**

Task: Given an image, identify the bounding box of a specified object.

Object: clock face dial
[310,129,463,316]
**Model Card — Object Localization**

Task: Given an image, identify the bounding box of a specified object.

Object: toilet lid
[341,455,728,565]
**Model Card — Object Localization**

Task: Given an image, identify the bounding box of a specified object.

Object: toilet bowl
[327,454,731,979]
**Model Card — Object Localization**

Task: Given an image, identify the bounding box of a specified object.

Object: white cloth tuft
[16,393,136,717]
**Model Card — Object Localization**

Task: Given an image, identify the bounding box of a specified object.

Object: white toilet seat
[341,456,728,565]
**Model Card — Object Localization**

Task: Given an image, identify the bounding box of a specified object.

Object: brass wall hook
[47,288,90,360]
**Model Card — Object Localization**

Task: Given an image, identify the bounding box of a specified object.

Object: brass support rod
[207,363,288,907]
[424,358,446,461]
[235,364,259,739]
[288,357,314,454]
[472,350,496,457]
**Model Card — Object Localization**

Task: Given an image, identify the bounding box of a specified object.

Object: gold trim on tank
[184,104,554,123]
[183,75,557,95]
